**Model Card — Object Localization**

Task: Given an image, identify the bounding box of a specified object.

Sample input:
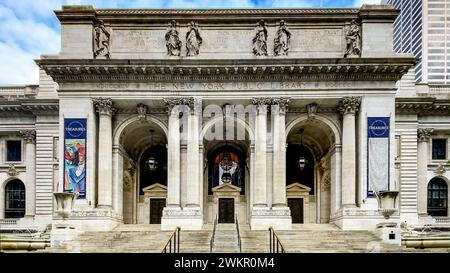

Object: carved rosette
[93,97,115,116]
[136,103,148,121]
[20,130,36,144]
[307,103,318,119]
[7,164,19,177]
[417,128,434,142]
[434,163,446,175]
[338,96,361,115]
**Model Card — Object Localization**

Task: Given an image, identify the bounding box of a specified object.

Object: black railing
[235,214,242,253]
[162,226,180,253]
[269,226,286,253]
[210,215,218,253]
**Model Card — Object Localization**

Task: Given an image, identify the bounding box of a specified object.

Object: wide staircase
[36,223,449,253]
[210,224,241,253]
[39,224,211,253]
[240,224,449,253]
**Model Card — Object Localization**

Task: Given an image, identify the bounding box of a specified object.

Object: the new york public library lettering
[1,3,450,254]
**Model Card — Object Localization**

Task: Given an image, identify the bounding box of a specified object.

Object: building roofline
[54,4,398,23]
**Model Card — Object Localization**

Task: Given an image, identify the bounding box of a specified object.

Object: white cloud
[0,42,39,85]
[0,3,60,85]
[353,0,381,7]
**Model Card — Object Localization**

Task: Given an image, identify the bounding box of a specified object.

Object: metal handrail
[210,215,218,253]
[269,226,286,253]
[161,226,180,253]
[235,214,242,253]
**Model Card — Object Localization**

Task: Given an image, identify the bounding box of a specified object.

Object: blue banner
[368,117,390,138]
[64,118,87,198]
[367,117,390,196]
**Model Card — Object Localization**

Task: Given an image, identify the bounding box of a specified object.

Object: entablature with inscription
[37,57,415,83]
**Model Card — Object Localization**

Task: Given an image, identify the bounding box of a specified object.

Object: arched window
[427,178,448,217]
[5,179,25,218]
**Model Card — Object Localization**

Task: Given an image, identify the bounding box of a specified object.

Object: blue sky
[0,0,380,85]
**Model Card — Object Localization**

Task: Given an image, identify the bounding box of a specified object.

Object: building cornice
[395,98,450,114]
[56,5,398,24]
[36,57,415,83]
[0,100,59,114]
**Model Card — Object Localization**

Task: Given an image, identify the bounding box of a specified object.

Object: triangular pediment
[142,183,167,193]
[212,183,241,193]
[286,182,311,193]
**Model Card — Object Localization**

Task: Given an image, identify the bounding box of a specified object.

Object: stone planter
[375,190,399,219]
[53,192,78,220]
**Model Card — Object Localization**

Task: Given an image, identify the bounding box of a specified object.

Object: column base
[250,206,291,230]
[330,207,400,230]
[161,207,203,231]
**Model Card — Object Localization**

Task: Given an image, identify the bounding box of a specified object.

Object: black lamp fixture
[220,144,233,183]
[297,128,307,171]
[146,129,158,171]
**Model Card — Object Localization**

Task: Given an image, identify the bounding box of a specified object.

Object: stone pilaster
[417,128,433,216]
[21,130,36,217]
[93,98,115,208]
[161,97,202,230]
[186,99,201,209]
[339,96,360,208]
[271,98,289,207]
[251,98,269,208]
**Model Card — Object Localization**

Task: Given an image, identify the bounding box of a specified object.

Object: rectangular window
[432,139,447,160]
[6,140,22,162]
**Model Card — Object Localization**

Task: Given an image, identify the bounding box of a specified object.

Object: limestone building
[2,4,445,236]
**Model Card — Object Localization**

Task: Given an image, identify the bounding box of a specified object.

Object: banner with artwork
[64,118,87,198]
[367,117,390,197]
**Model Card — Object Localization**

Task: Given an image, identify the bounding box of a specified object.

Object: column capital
[418,128,434,142]
[163,97,195,113]
[338,96,361,115]
[271,97,290,114]
[93,97,115,116]
[251,97,271,114]
[20,130,36,144]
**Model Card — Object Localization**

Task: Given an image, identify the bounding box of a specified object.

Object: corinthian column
[272,98,289,207]
[93,98,115,208]
[417,128,433,216]
[21,130,36,217]
[252,98,270,208]
[339,96,360,208]
[164,99,181,208]
[186,98,201,208]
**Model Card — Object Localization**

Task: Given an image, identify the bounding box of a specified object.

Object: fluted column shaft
[339,97,360,208]
[93,98,114,208]
[417,128,433,216]
[21,130,36,217]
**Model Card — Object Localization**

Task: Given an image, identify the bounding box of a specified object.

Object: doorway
[288,198,304,224]
[150,198,166,224]
[218,198,235,223]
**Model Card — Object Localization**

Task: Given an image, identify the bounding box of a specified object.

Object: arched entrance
[114,115,168,224]
[427,177,448,216]
[202,115,253,224]
[286,114,340,224]
[4,179,25,218]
